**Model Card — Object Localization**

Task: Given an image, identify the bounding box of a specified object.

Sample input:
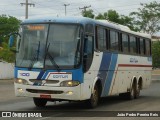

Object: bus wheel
[127,84,136,100]
[87,85,99,108]
[135,84,140,98]
[33,98,47,107]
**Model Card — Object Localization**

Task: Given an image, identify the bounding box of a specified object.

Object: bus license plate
[40,95,51,99]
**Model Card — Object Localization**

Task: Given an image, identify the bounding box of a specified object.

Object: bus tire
[33,98,47,107]
[127,83,137,100]
[87,84,99,108]
[135,84,140,99]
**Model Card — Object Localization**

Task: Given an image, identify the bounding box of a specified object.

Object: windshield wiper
[28,52,38,70]
[29,41,41,70]
[46,43,60,71]
[36,41,40,61]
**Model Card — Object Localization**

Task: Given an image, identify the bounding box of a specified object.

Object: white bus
[10,17,152,108]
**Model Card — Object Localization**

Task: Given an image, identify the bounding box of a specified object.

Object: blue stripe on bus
[98,52,112,92]
[37,71,45,80]
[102,54,118,96]
[99,52,112,71]
[14,67,18,78]
[42,71,49,79]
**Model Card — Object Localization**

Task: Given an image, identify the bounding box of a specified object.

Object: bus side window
[145,39,151,56]
[122,33,129,53]
[140,38,145,55]
[136,37,140,54]
[110,30,118,51]
[83,35,94,72]
[96,27,106,51]
[129,35,136,54]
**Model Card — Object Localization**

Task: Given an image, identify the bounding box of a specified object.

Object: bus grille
[29,79,59,84]
[26,89,63,94]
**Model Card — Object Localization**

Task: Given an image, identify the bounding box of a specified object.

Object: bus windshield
[16,24,82,69]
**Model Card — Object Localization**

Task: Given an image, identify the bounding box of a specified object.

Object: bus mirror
[9,35,14,48]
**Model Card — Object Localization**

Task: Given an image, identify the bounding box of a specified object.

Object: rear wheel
[33,98,47,107]
[135,84,140,98]
[87,85,99,108]
[127,83,137,100]
[120,83,137,100]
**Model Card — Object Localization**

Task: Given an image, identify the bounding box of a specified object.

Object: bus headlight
[15,78,29,85]
[60,80,80,87]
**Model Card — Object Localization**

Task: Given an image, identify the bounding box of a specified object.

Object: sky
[0,0,158,19]
[0,0,159,35]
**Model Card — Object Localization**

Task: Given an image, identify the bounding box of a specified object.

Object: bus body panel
[82,51,152,97]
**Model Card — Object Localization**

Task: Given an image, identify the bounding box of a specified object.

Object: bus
[10,17,152,108]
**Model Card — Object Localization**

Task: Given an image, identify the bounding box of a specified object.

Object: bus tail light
[60,80,80,87]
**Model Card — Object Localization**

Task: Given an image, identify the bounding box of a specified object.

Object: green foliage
[118,15,136,31]
[95,13,106,19]
[130,1,160,35]
[152,41,160,68]
[81,9,94,19]
[107,10,120,23]
[95,10,136,31]
[0,15,20,37]
[0,15,20,62]
[0,42,15,63]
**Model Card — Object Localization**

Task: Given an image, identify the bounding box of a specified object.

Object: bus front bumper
[14,83,82,101]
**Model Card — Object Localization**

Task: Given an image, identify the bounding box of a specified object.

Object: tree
[81,9,94,19]
[0,15,20,62]
[119,15,138,31]
[107,10,120,23]
[0,15,20,35]
[130,1,160,35]
[95,10,119,23]
[95,10,136,31]
[95,12,107,19]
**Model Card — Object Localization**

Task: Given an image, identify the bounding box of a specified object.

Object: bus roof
[96,20,151,39]
[22,16,151,39]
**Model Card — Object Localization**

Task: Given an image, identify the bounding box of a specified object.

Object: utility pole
[63,4,70,16]
[79,5,91,12]
[20,0,35,19]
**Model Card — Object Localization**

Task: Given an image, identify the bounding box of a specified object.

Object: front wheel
[33,98,47,107]
[87,85,99,108]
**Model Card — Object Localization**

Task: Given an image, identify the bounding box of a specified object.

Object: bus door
[83,35,94,72]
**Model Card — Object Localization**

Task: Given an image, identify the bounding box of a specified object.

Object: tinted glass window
[85,24,94,34]
[130,36,136,54]
[140,38,145,55]
[97,27,106,51]
[110,30,118,51]
[145,39,151,56]
[122,34,129,52]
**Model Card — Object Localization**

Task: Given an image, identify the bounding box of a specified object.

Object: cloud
[0,0,156,20]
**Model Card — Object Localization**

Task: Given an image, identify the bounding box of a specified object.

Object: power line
[0,0,159,18]
[20,0,35,19]
[79,5,91,12]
